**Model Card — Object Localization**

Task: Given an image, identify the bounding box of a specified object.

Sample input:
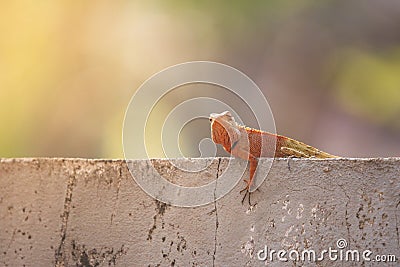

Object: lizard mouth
[209,111,233,123]
[209,113,219,120]
[209,113,220,124]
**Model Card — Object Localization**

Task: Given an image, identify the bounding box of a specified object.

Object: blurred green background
[1,0,399,158]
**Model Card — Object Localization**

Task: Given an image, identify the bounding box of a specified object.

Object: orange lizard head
[209,111,241,149]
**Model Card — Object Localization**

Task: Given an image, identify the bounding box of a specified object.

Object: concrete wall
[0,158,399,266]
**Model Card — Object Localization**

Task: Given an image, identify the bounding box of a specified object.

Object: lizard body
[209,111,338,201]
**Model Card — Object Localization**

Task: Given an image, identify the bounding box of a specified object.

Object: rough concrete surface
[0,157,399,266]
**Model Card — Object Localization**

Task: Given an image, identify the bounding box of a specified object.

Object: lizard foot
[240,180,252,206]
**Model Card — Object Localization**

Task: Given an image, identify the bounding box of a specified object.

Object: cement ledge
[0,158,399,266]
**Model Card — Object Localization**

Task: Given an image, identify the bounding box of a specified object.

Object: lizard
[209,111,338,204]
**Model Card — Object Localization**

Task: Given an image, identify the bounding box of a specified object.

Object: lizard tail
[279,136,338,158]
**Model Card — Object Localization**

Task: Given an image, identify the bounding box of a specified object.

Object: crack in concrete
[338,184,352,245]
[396,213,400,248]
[212,158,221,267]
[55,166,76,267]
[308,184,335,192]
[147,200,168,241]
[396,201,400,248]
[110,164,123,225]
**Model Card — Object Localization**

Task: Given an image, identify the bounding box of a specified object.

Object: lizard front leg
[229,140,259,205]
[238,152,258,205]
[231,146,259,191]
[241,157,258,192]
